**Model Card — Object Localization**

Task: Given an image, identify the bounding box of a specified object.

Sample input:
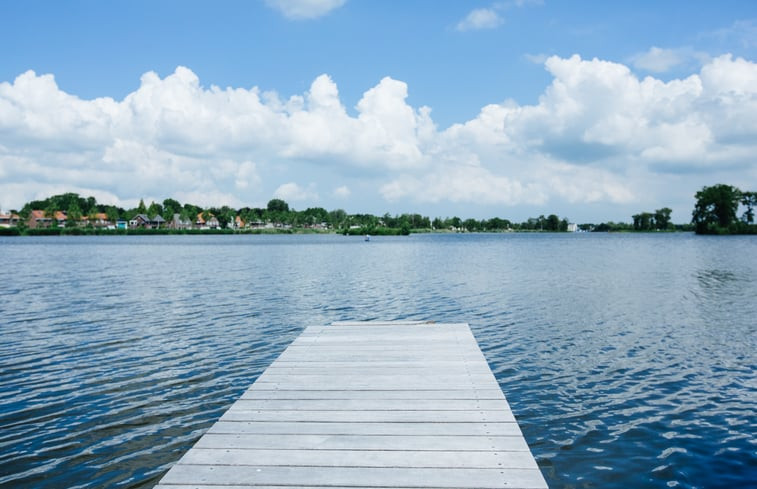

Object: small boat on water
[365,234,370,242]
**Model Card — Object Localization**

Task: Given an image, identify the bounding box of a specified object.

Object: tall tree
[45,202,57,228]
[147,201,162,219]
[329,209,347,228]
[545,214,560,231]
[162,198,182,218]
[85,196,97,214]
[267,199,289,213]
[106,206,120,224]
[692,184,741,234]
[633,212,655,231]
[655,208,672,230]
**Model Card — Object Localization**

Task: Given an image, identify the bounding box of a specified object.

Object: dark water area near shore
[1,233,755,488]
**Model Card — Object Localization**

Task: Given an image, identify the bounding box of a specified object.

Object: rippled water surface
[1,233,755,488]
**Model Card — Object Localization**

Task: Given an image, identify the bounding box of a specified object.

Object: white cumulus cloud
[274,182,319,202]
[265,0,346,20]
[456,8,503,31]
[1,53,757,221]
[630,47,684,73]
[333,185,351,198]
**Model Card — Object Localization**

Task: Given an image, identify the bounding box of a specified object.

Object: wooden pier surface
[154,320,548,489]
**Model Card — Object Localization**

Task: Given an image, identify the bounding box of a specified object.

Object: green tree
[267,198,289,213]
[692,184,741,234]
[329,209,347,228]
[212,206,235,229]
[67,201,82,227]
[463,218,479,232]
[183,203,202,222]
[545,214,560,231]
[137,198,147,215]
[85,196,97,214]
[147,201,162,219]
[106,206,120,224]
[303,207,329,227]
[484,217,511,231]
[86,209,99,227]
[655,207,672,230]
[633,212,654,231]
[45,202,58,228]
[162,198,182,218]
[741,191,756,224]
[180,210,193,227]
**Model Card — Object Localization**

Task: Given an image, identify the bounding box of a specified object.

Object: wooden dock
[154,321,548,489]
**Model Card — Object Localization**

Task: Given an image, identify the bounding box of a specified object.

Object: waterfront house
[129,214,150,228]
[0,212,20,228]
[196,212,220,229]
[81,213,112,228]
[26,209,67,228]
[129,214,166,229]
[169,213,192,230]
[54,211,67,227]
[206,215,220,229]
[233,216,245,229]
[152,215,166,228]
[27,210,52,228]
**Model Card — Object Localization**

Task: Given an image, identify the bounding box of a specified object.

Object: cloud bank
[1,54,756,218]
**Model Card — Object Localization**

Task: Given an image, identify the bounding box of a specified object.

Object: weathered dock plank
[178,447,539,469]
[159,466,546,488]
[154,321,548,489]
[241,389,507,399]
[207,421,523,436]
[192,433,531,451]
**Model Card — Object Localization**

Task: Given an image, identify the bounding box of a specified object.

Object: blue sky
[2,0,757,222]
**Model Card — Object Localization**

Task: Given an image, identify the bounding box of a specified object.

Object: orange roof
[54,211,67,220]
[80,213,110,223]
[30,210,47,219]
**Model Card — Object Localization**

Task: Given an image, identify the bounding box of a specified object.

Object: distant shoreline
[0,227,695,237]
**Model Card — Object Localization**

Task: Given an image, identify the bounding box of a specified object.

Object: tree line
[4,184,753,236]
[632,208,672,231]
[8,193,579,234]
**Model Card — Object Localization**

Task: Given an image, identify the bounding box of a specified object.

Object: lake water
[0,233,755,489]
